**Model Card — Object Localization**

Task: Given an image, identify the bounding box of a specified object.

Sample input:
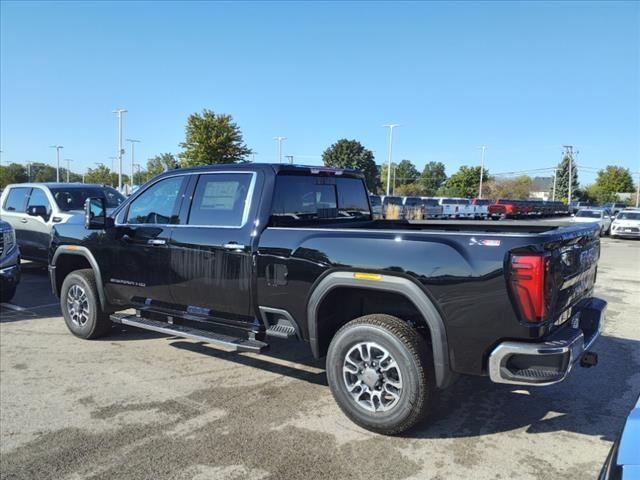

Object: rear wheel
[326,314,433,435]
[60,269,111,339]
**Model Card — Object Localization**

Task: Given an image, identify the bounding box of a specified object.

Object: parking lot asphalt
[1,238,639,480]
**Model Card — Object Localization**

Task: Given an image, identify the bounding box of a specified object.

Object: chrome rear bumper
[489,297,606,386]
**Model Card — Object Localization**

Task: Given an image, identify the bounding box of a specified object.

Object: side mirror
[85,197,107,230]
[571,213,575,217]
[27,205,48,219]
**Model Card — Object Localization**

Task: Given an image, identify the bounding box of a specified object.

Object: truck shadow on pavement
[170,333,638,443]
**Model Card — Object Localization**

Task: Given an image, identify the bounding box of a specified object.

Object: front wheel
[60,269,112,339]
[326,314,434,435]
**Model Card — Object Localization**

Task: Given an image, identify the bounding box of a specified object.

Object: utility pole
[563,145,575,205]
[126,138,140,188]
[636,172,640,208]
[479,146,486,199]
[49,145,64,182]
[64,159,73,182]
[552,168,558,201]
[273,136,286,163]
[383,124,399,196]
[26,161,33,182]
[285,155,294,164]
[113,108,127,191]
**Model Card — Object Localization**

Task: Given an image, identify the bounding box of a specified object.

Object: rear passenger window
[271,175,370,224]
[3,187,30,212]
[188,173,253,227]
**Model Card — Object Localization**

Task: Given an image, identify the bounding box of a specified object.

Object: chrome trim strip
[115,171,256,229]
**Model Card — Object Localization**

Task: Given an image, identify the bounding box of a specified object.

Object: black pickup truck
[49,164,606,434]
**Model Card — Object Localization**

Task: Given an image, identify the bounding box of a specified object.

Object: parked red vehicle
[489,199,569,219]
[488,198,523,219]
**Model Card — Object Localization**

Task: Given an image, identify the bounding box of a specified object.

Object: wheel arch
[51,246,108,310]
[307,271,453,389]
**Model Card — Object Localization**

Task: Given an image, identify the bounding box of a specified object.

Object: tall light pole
[49,145,64,182]
[26,161,33,182]
[636,172,640,208]
[479,146,486,199]
[64,158,73,182]
[563,145,575,205]
[126,138,140,187]
[134,163,142,184]
[108,156,117,172]
[383,124,399,196]
[273,136,286,163]
[113,108,127,190]
[552,168,558,201]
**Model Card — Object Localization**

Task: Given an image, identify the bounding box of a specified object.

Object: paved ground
[1,238,639,480]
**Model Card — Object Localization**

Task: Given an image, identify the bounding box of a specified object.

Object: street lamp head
[113,109,128,114]
[126,138,141,143]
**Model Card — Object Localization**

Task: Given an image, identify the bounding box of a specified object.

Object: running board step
[266,323,296,339]
[110,313,268,353]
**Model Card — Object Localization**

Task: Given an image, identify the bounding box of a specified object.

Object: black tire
[326,314,434,435]
[0,284,17,303]
[60,269,111,339]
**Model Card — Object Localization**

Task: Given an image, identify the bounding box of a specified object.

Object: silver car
[572,208,613,236]
[0,183,125,263]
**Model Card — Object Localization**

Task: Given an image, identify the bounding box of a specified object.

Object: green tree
[0,163,28,188]
[146,153,179,179]
[322,139,378,192]
[133,169,148,185]
[33,164,58,183]
[555,155,578,201]
[380,159,420,195]
[486,175,534,199]
[441,165,489,198]
[180,109,252,166]
[419,161,447,196]
[594,165,634,203]
[85,165,128,187]
[394,182,425,196]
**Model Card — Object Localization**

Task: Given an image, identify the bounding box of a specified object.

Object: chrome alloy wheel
[342,342,403,412]
[66,284,90,327]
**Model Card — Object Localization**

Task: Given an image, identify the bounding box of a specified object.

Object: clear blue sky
[1,0,639,185]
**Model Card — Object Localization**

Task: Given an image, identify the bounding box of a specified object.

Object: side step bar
[110,313,269,353]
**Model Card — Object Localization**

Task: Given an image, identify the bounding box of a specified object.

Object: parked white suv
[610,209,640,239]
[0,183,124,262]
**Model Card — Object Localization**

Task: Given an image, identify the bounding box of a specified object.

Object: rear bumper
[488,297,606,386]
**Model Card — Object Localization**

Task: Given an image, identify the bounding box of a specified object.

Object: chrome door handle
[147,239,167,246]
[223,243,245,251]
[20,218,28,223]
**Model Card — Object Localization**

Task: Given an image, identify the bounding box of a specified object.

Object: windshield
[617,212,640,220]
[404,197,422,206]
[576,210,602,219]
[422,199,439,206]
[50,187,125,211]
[383,196,403,206]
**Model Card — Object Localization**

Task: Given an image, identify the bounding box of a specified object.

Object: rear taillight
[509,254,549,322]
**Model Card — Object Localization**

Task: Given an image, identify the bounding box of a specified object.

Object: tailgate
[547,224,601,328]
